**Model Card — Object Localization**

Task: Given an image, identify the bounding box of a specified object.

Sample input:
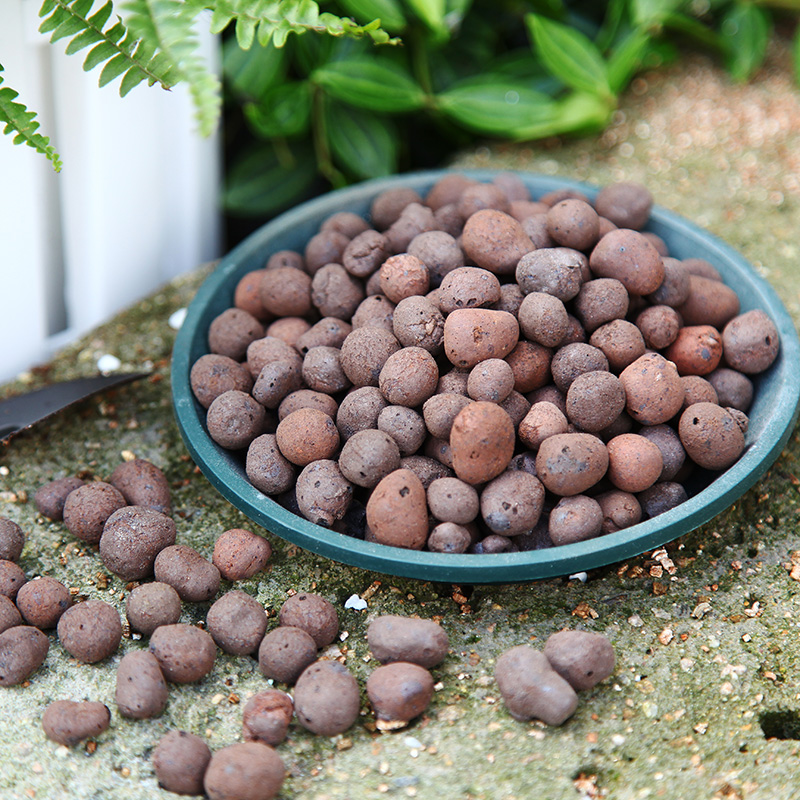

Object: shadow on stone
[759,709,800,740]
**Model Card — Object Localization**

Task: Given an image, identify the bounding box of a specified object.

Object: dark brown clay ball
[302,346,351,394]
[589,228,664,295]
[536,433,608,496]
[109,458,171,515]
[266,316,311,348]
[33,477,84,522]
[0,595,22,634]
[0,625,49,686]
[267,249,305,272]
[293,661,361,736]
[722,309,780,374]
[260,266,313,317]
[57,600,122,663]
[366,468,429,549]
[252,360,303,410]
[311,263,365,320]
[619,353,684,426]
[15,576,71,629]
[548,495,603,545]
[0,560,26,600]
[296,317,352,354]
[372,187,423,228]
[246,335,302,379]
[422,393,472,440]
[342,229,389,278]
[63,481,127,545]
[208,308,265,361]
[379,347,439,407]
[258,626,318,685]
[115,650,169,719]
[638,425,686,481]
[457,182,510,219]
[408,231,464,285]
[594,181,652,230]
[125,582,181,637]
[339,429,402,489]
[649,257,690,307]
[543,630,616,690]
[565,371,626,433]
[367,662,434,729]
[190,354,253,409]
[278,592,339,648]
[678,402,746,471]
[708,368,753,412]
[99,506,176,581]
[153,730,212,796]
[154,545,221,603]
[207,390,266,451]
[42,700,110,747]
[295,460,353,527]
[212,528,272,582]
[639,481,689,517]
[275,408,340,467]
[204,741,285,800]
[680,375,719,410]
[149,623,216,683]
[340,327,401,387]
[0,517,24,562]
[242,689,294,746]
[480,471,545,536]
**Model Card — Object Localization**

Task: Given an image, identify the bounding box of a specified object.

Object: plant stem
[311,86,347,188]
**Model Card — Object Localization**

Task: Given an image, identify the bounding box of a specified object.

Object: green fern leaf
[0,67,62,172]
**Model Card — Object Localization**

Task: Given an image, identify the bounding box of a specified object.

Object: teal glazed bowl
[172,170,800,584]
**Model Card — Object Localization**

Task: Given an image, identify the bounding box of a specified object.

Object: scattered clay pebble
[0,518,24,563]
[278,592,339,648]
[153,730,212,796]
[0,625,49,686]
[450,402,515,485]
[125,582,182,636]
[242,689,294,746]
[678,402,745,470]
[149,623,216,684]
[367,662,434,729]
[57,600,122,663]
[108,458,171,514]
[212,528,272,581]
[154,545,221,603]
[204,741,285,800]
[115,650,169,719]
[15,576,71,629]
[543,630,616,690]
[0,559,27,600]
[293,661,361,736]
[32,477,84,522]
[258,626,318,685]
[494,645,578,725]
[207,590,267,655]
[41,700,110,746]
[0,595,22,634]
[63,481,127,545]
[99,506,177,581]
[367,615,449,669]
[366,468,429,549]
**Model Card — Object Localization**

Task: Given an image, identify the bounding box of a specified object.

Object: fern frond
[209,0,398,50]
[122,0,221,135]
[0,65,62,172]
[38,0,178,96]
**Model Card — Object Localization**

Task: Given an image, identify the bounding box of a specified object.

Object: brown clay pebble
[0,559,26,599]
[109,458,171,514]
[722,309,780,374]
[638,424,686,481]
[295,460,353,527]
[536,433,608,496]
[546,198,599,251]
[422,393,472,440]
[63,481,127,545]
[266,249,304,271]
[125,582,181,637]
[550,343,609,394]
[266,316,311,348]
[515,247,585,301]
[450,402,516,485]
[543,630,616,690]
[663,325,722,376]
[260,266,312,316]
[278,592,338,648]
[518,402,569,450]
[438,267,501,313]
[606,434,663,493]
[379,347,439,407]
[154,545,221,603]
[594,181,652,230]
[619,353,684,425]
[565,371,626,433]
[258,626,318,684]
[367,662,434,729]
[152,730,212,796]
[377,405,426,456]
[33,477,84,522]
[596,490,642,534]
[296,317,352,354]
[679,402,746,470]
[379,253,430,303]
[42,700,110,746]
[518,292,568,347]
[392,296,445,353]
[311,263,364,320]
[339,429,401,488]
[204,741,285,800]
[234,269,270,320]
[99,506,176,581]
[639,481,689,517]
[708,368,753,412]
[0,625,49,686]
[243,689,294,746]
[208,307,265,360]
[293,661,361,736]
[15,576,71,629]
[574,278,629,333]
[278,389,339,421]
[427,477,480,524]
[467,359,515,403]
[589,228,664,295]
[336,387,388,440]
[190,354,253,409]
[367,615,449,669]
[427,522,472,553]
[252,360,303,409]
[275,408,340,466]
[207,390,266,450]
[212,528,272,581]
[480,471,545,536]
[366,468,429,549]
[548,495,604,545]
[207,590,267,655]
[680,375,718,409]
[494,645,578,725]
[246,434,295,496]
[57,600,122,663]
[246,336,302,379]
[115,651,168,719]
[461,209,534,275]
[340,327,401,387]
[590,320,646,372]
[149,623,216,683]
[302,346,351,394]
[342,229,389,278]
[677,274,740,329]
[0,595,22,634]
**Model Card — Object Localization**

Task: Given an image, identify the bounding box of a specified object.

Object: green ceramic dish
[172,170,800,584]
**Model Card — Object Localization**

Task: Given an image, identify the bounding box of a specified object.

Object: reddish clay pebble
[99,506,176,581]
[15,576,71,629]
[536,433,608,496]
[190,354,253,409]
[0,625,49,685]
[367,615,449,668]
[63,481,127,545]
[722,309,780,374]
[0,559,26,600]
[457,182,509,218]
[212,528,272,581]
[367,662,434,729]
[260,266,312,317]
[204,741,285,800]
[234,269,271,320]
[679,402,745,470]
[427,477,480,524]
[33,477,84,522]
[275,408,340,467]
[207,390,266,450]
[243,689,294,746]
[544,630,616,690]
[548,495,603,545]
[153,730,212,796]
[606,434,663,493]
[379,253,430,303]
[461,209,534,275]
[258,626,318,685]
[708,368,753,411]
[318,210,367,239]
[379,347,439,407]
[295,460,353,527]
[589,228,665,295]
[246,434,295,496]
[438,267,501,313]
[149,623,216,683]
[565,371,626,433]
[546,199,599,251]
[0,595,22,634]
[125,582,181,637]
[207,590,267,655]
[57,600,122,663]
[109,458,171,515]
[42,700,110,746]
[594,181,652,230]
[518,292,569,347]
[596,490,642,534]
[619,353,684,425]
[680,375,719,409]
[278,592,339,648]
[428,522,472,553]
[449,402,514,485]
[366,468,429,549]
[266,316,311,348]
[278,389,339,421]
[293,661,361,736]
[495,645,578,725]
[154,545,220,603]
[518,402,569,450]
[426,173,474,209]
[677,274,740,329]
[663,325,722,376]
[480,471,545,536]
[208,307,265,361]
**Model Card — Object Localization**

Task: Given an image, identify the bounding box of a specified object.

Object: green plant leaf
[312,58,426,112]
[721,2,770,82]
[337,0,407,32]
[526,13,613,100]
[406,0,446,35]
[606,28,650,93]
[631,0,683,27]
[244,81,312,137]
[223,37,286,100]
[662,12,723,50]
[512,90,613,140]
[325,104,397,179]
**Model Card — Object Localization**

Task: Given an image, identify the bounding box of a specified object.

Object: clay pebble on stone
[278,592,339,648]
[204,741,285,800]
[57,600,122,663]
[125,582,182,637]
[367,615,449,669]
[99,506,177,581]
[154,544,221,603]
[212,528,273,581]
[15,576,71,629]
[242,689,294,746]
[41,700,110,746]
[149,623,216,683]
[207,590,267,655]
[258,626,318,685]
[0,518,24,563]
[293,660,361,736]
[33,477,85,522]
[0,625,49,686]
[153,730,212,796]
[367,662,435,729]
[108,458,171,514]
[115,650,169,719]
[543,630,616,691]
[63,481,127,545]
